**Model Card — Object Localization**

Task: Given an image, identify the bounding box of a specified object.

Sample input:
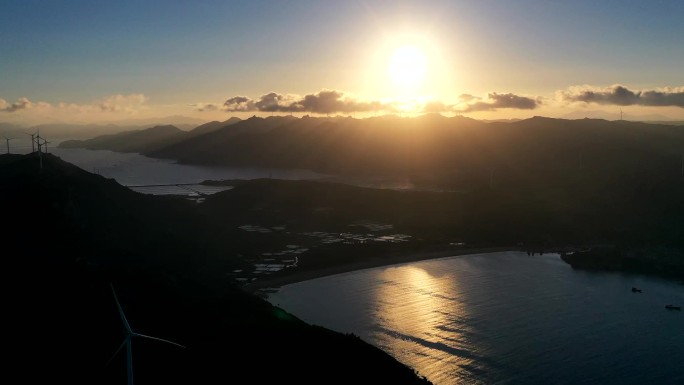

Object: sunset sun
[388,45,427,91]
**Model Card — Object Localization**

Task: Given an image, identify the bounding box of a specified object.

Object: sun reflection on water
[372,266,484,385]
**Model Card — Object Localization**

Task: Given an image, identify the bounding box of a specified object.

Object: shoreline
[242,246,518,292]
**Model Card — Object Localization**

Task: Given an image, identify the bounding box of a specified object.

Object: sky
[1,0,683,125]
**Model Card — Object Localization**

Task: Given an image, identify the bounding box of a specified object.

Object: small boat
[665,305,681,311]
[631,287,642,293]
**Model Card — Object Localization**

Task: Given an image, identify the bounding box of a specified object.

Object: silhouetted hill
[57,118,243,153]
[187,117,241,138]
[2,153,431,385]
[149,115,300,161]
[142,115,684,187]
[32,123,141,139]
[59,124,186,153]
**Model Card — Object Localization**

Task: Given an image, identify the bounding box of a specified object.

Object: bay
[268,251,684,385]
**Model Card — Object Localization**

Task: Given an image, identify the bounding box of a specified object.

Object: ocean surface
[49,147,326,186]
[267,251,684,385]
[42,146,418,192]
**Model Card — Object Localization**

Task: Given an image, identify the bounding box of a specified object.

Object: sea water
[268,251,684,385]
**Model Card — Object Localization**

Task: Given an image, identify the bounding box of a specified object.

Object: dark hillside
[1,153,431,385]
[60,124,186,153]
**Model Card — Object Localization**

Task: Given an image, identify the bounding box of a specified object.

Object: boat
[665,305,681,310]
[631,287,642,293]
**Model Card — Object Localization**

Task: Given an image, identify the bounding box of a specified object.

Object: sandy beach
[242,246,516,292]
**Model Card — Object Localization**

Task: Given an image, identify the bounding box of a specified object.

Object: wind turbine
[3,136,13,154]
[41,138,51,154]
[107,284,185,385]
[35,132,44,170]
[24,132,36,152]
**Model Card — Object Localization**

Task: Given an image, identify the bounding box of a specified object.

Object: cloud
[220,90,391,114]
[460,93,539,112]
[222,96,257,112]
[559,84,684,107]
[422,101,452,113]
[458,94,479,103]
[420,93,539,113]
[0,94,149,119]
[254,92,301,112]
[97,93,148,113]
[190,102,220,112]
[295,90,385,114]
[0,97,34,112]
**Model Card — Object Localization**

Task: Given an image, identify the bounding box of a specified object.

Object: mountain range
[0,115,219,142]
[58,117,241,153]
[58,115,684,192]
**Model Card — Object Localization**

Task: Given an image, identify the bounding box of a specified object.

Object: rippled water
[268,251,684,385]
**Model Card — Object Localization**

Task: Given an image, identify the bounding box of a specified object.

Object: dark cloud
[640,89,684,106]
[0,97,32,112]
[221,90,390,114]
[254,92,299,112]
[218,90,541,115]
[560,85,684,107]
[223,96,255,112]
[297,90,386,113]
[460,93,539,112]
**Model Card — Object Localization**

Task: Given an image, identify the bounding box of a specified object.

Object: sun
[388,45,427,91]
[363,32,454,107]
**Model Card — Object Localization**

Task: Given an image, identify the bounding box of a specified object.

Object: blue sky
[1,0,683,123]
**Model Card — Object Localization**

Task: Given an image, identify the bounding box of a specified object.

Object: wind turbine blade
[110,283,133,334]
[105,338,128,367]
[133,333,186,349]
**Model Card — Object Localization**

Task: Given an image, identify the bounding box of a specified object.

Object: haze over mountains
[57,115,684,192]
[59,117,242,154]
[0,115,212,141]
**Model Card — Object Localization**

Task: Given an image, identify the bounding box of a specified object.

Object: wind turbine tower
[3,136,13,154]
[42,138,51,154]
[25,132,36,152]
[108,284,185,385]
[35,132,44,170]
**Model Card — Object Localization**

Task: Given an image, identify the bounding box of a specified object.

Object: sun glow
[363,31,456,112]
[388,45,427,90]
